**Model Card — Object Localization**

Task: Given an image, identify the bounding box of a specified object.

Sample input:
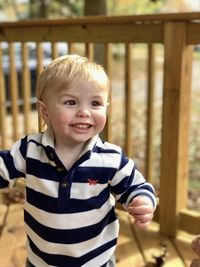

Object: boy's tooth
[76,124,89,129]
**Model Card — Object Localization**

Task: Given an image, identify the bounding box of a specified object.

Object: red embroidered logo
[87,179,99,185]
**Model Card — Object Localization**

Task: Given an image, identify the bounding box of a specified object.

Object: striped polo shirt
[0,128,156,267]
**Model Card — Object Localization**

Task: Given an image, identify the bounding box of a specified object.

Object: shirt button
[57,167,65,172]
[61,182,69,188]
[49,152,54,160]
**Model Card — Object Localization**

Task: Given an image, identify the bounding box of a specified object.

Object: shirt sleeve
[0,136,27,188]
[109,150,156,209]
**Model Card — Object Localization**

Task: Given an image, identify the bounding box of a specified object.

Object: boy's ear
[36,101,48,122]
[106,102,110,116]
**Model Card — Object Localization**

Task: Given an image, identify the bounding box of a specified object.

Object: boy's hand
[191,235,200,255]
[190,259,200,267]
[190,235,200,267]
[127,196,154,228]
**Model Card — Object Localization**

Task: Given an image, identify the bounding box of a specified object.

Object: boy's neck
[55,142,86,170]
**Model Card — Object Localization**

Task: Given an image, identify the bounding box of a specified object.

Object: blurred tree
[107,0,193,15]
[0,0,195,21]
[10,0,21,19]
[28,0,83,19]
[84,0,106,15]
[84,0,107,66]
[0,0,22,19]
[107,0,164,15]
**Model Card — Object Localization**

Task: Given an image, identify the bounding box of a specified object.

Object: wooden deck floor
[0,203,197,267]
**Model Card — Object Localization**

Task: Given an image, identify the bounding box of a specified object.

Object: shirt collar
[41,127,99,157]
[41,127,55,148]
[79,134,99,158]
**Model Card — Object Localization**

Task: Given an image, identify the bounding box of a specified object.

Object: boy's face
[38,80,109,147]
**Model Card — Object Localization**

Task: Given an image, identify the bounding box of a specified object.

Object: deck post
[159,22,193,237]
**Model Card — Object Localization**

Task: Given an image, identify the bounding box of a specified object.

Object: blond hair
[36,54,110,101]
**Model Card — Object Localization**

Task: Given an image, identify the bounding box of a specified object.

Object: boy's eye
[64,100,76,105]
[92,101,101,106]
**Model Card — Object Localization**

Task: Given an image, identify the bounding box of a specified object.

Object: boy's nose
[76,107,90,117]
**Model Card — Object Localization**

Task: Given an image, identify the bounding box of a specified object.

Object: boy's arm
[190,235,200,267]
[191,235,200,255]
[109,151,156,210]
[0,138,27,188]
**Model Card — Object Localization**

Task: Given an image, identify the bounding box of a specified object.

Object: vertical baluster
[125,43,132,157]
[85,43,94,61]
[145,43,155,182]
[22,42,31,135]
[36,42,44,132]
[103,43,112,142]
[9,42,19,141]
[0,43,7,148]
[68,42,74,54]
[52,42,59,60]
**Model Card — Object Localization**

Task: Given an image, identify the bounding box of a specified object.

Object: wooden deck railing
[0,12,200,238]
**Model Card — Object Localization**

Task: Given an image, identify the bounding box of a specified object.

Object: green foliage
[1,0,181,21]
[107,0,166,15]
[0,0,193,20]
[28,0,84,19]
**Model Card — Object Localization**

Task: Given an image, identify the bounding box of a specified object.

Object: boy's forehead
[53,77,108,93]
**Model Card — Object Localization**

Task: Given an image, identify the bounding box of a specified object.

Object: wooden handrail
[0,12,200,28]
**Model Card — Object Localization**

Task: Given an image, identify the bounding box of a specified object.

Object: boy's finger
[190,259,200,267]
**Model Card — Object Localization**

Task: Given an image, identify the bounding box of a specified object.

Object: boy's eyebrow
[60,93,106,99]
[57,93,76,101]
[60,93,74,97]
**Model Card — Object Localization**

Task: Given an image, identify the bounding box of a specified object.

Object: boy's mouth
[73,123,92,129]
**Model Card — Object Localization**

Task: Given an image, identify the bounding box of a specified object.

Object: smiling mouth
[73,123,92,129]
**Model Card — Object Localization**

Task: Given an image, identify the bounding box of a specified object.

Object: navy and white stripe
[0,128,156,267]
